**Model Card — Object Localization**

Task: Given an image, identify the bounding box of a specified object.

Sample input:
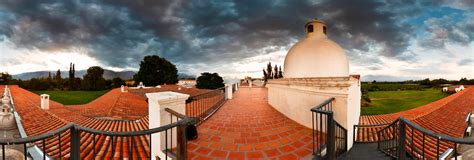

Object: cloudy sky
[0,0,472,81]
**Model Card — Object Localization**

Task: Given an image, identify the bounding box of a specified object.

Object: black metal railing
[0,123,72,160]
[353,123,389,143]
[0,109,192,160]
[377,116,473,160]
[311,97,347,159]
[377,119,401,159]
[185,87,226,125]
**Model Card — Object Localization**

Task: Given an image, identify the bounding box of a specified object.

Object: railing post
[327,112,336,159]
[398,121,406,160]
[353,125,356,143]
[176,123,188,160]
[70,125,81,160]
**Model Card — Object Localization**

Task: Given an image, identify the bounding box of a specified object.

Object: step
[339,143,392,160]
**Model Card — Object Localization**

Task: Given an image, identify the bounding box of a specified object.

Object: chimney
[121,85,125,92]
[40,94,50,110]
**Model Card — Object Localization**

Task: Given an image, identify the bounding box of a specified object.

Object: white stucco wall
[267,77,360,149]
[346,77,361,142]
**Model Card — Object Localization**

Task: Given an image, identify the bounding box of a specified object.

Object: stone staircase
[339,143,393,160]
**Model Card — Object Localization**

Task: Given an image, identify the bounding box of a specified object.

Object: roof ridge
[13,86,70,124]
[106,90,123,117]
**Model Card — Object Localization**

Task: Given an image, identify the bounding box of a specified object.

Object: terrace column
[249,80,253,88]
[225,84,233,100]
[146,92,189,160]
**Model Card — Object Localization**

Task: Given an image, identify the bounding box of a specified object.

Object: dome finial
[304,19,327,37]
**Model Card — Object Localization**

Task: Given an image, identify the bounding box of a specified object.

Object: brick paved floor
[188,87,316,160]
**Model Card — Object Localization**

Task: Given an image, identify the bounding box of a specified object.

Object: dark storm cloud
[0,0,469,73]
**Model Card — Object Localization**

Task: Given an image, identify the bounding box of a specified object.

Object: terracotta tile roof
[10,86,151,159]
[67,88,148,120]
[358,87,474,159]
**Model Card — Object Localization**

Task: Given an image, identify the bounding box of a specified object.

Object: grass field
[33,90,109,105]
[361,88,449,115]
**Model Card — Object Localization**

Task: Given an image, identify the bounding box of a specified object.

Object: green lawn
[361,88,449,115]
[33,90,109,105]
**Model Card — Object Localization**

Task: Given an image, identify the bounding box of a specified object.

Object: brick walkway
[188,87,314,160]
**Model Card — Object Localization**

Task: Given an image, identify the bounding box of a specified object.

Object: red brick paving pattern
[188,87,315,160]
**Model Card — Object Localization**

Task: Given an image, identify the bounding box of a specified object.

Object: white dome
[284,19,349,78]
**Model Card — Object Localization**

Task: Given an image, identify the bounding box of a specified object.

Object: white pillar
[120,85,125,92]
[225,84,233,99]
[249,80,253,88]
[146,92,189,160]
[40,94,49,110]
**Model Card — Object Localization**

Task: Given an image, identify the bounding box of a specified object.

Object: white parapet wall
[146,92,189,160]
[266,77,360,149]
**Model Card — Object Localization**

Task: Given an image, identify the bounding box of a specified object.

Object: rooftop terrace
[2,84,474,159]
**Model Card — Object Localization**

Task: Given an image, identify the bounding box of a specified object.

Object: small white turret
[138,82,145,89]
[40,94,50,110]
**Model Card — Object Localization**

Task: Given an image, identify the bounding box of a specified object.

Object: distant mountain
[178,73,196,79]
[361,74,422,82]
[13,70,137,80]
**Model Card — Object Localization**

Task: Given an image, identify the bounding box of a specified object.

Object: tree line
[2,55,225,91]
[263,62,283,82]
[6,64,126,91]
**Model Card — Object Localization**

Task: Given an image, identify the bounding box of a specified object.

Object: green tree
[273,65,278,79]
[134,55,178,86]
[0,73,12,85]
[419,78,430,86]
[69,63,76,90]
[266,62,273,80]
[55,69,63,90]
[47,72,53,90]
[459,78,469,85]
[196,72,225,89]
[82,66,106,90]
[111,77,125,88]
[278,66,283,78]
[262,69,267,80]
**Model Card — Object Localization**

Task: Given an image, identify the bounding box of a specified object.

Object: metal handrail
[0,123,73,145]
[187,87,225,100]
[311,97,347,159]
[399,117,474,144]
[377,116,474,159]
[311,97,335,111]
[185,87,226,125]
[353,123,390,143]
[76,118,192,136]
[353,123,390,127]
[0,111,192,160]
[164,108,188,119]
